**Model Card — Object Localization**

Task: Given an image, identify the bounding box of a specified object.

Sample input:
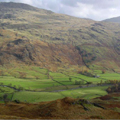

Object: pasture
[0,67,120,103]
[12,86,109,103]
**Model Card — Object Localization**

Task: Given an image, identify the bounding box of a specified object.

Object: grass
[12,85,109,103]
[0,76,60,90]
[0,67,120,103]
[60,86,109,99]
[0,86,14,93]
[100,73,120,80]
[0,69,120,90]
[49,72,68,78]
[12,91,64,103]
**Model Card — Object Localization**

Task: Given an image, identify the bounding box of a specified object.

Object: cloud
[59,0,120,20]
[0,0,120,20]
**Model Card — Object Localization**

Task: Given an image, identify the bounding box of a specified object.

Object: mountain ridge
[0,2,120,71]
[0,2,39,11]
[103,16,120,23]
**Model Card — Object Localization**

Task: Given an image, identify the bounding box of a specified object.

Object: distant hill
[103,16,120,23]
[0,2,120,71]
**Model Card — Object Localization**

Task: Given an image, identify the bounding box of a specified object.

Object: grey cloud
[60,0,120,9]
[60,0,79,7]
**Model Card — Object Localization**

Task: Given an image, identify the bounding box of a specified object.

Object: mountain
[103,16,120,23]
[0,2,120,71]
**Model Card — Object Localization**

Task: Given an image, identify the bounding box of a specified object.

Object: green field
[12,86,109,103]
[0,67,120,103]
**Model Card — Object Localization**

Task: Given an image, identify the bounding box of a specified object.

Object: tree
[107,87,112,93]
[69,77,72,82]
[18,85,24,91]
[3,94,8,105]
[87,82,93,85]
[115,84,119,91]
[100,80,103,85]
[35,76,39,79]
[75,80,82,85]
[75,80,78,85]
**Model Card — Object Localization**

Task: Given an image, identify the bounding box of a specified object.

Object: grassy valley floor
[0,66,120,103]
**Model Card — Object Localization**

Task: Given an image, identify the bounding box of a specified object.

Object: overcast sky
[0,0,120,21]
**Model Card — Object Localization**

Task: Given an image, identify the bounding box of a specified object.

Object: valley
[0,66,119,103]
[0,2,120,119]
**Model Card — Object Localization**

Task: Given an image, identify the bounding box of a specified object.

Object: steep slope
[103,16,120,23]
[0,95,120,119]
[0,2,120,71]
[0,29,83,71]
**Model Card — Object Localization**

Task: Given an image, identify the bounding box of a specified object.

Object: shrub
[87,82,93,85]
[102,70,106,74]
[35,76,39,79]
[69,77,72,82]
[8,83,12,87]
[0,70,4,76]
[106,87,112,93]
[19,72,26,78]
[75,80,83,85]
[0,82,3,86]
[13,99,20,104]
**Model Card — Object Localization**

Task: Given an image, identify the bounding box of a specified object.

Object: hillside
[103,16,120,23]
[0,2,120,71]
[0,94,120,119]
[1,3,120,119]
[0,29,84,71]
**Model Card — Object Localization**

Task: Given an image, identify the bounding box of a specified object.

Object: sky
[0,0,120,21]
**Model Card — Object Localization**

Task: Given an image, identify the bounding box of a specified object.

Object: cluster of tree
[97,80,120,86]
[75,80,84,85]
[0,93,20,105]
[3,94,9,105]
[78,70,95,77]
[106,83,120,93]
[0,94,10,105]
[105,80,120,84]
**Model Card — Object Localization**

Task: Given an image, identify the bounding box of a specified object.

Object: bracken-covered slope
[0,94,120,119]
[0,29,83,71]
[0,2,120,71]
